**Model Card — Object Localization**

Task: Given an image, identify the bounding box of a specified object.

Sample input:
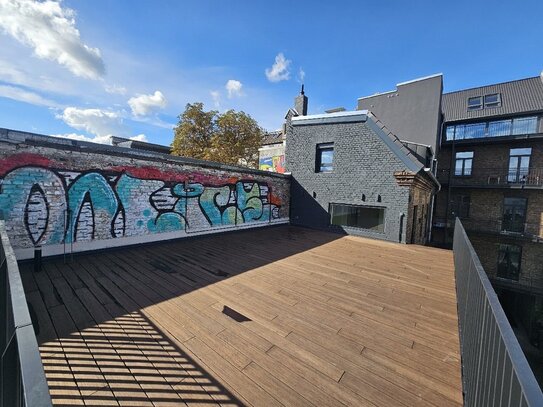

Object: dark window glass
[464,123,486,139]
[484,93,501,108]
[467,96,483,110]
[502,197,527,233]
[497,244,521,281]
[330,204,385,233]
[445,126,455,141]
[443,116,539,142]
[450,195,470,219]
[487,120,512,137]
[316,143,334,172]
[455,151,474,176]
[508,148,531,183]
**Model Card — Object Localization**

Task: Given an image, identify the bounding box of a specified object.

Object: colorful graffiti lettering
[0,165,282,248]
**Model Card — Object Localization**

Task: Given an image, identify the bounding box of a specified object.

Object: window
[502,197,527,233]
[450,195,470,219]
[445,116,540,141]
[508,148,531,183]
[316,143,334,172]
[329,203,385,233]
[484,93,501,108]
[455,151,474,176]
[467,96,483,110]
[497,244,521,281]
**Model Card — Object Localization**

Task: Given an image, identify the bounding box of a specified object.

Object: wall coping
[0,127,290,179]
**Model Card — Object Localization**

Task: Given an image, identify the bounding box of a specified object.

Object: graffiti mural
[0,159,283,248]
[259,155,285,173]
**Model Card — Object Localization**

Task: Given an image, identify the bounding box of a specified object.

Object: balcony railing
[434,217,543,241]
[437,167,543,188]
[453,218,543,406]
[0,221,52,406]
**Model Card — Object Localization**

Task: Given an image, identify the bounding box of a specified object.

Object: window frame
[444,115,540,142]
[467,96,483,110]
[501,196,527,234]
[450,194,470,219]
[484,93,502,108]
[329,203,386,233]
[497,244,522,281]
[315,142,334,173]
[454,151,474,177]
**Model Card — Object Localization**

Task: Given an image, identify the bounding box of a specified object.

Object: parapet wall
[0,129,290,259]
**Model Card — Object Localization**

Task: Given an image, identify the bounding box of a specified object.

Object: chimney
[294,85,308,116]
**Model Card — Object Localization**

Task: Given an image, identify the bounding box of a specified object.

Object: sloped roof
[261,130,284,146]
[442,76,543,123]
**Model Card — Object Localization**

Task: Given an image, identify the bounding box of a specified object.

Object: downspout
[425,167,441,244]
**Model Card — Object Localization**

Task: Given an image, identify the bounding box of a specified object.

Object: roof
[261,130,284,146]
[442,75,543,123]
[110,135,171,154]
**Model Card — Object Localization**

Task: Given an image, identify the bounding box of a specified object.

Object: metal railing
[0,221,51,406]
[438,167,543,188]
[453,218,543,406]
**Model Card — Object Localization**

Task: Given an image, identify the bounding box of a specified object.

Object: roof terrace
[16,225,463,406]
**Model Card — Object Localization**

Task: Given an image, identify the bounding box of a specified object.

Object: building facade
[285,106,438,244]
[258,130,285,173]
[431,75,543,343]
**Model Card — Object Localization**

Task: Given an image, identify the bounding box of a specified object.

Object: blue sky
[0,0,542,146]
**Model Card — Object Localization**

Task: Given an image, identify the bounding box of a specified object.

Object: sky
[0,0,542,146]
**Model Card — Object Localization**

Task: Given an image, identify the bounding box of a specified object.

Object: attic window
[467,96,483,110]
[484,93,501,108]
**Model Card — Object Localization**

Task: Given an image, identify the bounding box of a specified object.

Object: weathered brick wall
[0,129,290,258]
[285,119,418,243]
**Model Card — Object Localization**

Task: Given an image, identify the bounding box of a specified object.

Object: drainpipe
[425,167,441,244]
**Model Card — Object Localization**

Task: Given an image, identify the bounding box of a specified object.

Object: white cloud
[51,132,113,144]
[128,90,167,116]
[298,67,306,83]
[0,84,60,107]
[265,53,291,82]
[225,80,243,98]
[210,90,221,108]
[59,107,122,137]
[130,134,147,142]
[104,83,127,95]
[0,0,105,79]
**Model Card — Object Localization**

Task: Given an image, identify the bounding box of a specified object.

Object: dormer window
[467,96,483,110]
[484,93,501,108]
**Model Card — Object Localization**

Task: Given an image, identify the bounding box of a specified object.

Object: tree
[171,103,263,168]
[171,103,217,161]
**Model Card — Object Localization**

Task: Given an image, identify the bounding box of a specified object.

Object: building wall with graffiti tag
[0,129,290,258]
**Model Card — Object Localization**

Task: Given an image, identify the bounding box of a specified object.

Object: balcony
[437,167,543,188]
[433,217,543,242]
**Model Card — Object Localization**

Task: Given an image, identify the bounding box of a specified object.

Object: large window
[445,116,539,141]
[497,244,521,281]
[329,204,385,233]
[450,195,470,219]
[316,143,334,173]
[508,148,531,183]
[502,197,527,233]
[455,151,474,176]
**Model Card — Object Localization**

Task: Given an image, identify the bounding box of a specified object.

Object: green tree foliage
[172,103,263,168]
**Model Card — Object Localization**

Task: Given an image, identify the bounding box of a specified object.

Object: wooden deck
[20,225,463,406]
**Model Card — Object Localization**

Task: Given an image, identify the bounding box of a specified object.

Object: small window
[329,203,385,233]
[502,197,527,233]
[497,244,521,281]
[450,195,470,219]
[484,93,501,108]
[316,143,334,173]
[455,151,474,176]
[467,96,483,110]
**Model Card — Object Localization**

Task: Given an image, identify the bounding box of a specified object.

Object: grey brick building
[285,102,439,244]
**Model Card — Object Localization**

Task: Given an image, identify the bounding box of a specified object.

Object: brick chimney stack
[294,85,308,116]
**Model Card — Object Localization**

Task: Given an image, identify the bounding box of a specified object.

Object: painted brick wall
[285,119,414,243]
[0,130,290,259]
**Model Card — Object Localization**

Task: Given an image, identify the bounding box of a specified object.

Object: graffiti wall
[259,155,285,173]
[0,134,289,256]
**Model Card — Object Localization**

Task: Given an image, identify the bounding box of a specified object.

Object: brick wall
[0,130,290,259]
[285,118,432,243]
